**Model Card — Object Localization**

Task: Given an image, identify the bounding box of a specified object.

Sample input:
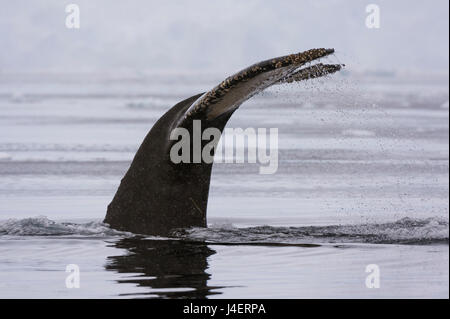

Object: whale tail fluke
[104,49,343,236]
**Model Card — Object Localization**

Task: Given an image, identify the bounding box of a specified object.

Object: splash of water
[0,216,130,237]
[1,216,447,245]
[173,217,449,245]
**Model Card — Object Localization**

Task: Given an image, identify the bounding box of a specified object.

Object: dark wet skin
[104,48,342,236]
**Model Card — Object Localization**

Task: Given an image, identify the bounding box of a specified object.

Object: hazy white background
[0,0,448,74]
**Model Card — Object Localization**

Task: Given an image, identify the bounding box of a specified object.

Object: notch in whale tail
[104,49,343,236]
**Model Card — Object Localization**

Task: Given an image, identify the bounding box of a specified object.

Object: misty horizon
[1,0,449,74]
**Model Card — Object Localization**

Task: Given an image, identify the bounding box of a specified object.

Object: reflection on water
[105,237,223,298]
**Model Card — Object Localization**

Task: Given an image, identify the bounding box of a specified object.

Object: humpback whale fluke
[104,49,343,236]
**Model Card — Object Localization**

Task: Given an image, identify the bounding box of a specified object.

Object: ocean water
[0,71,448,298]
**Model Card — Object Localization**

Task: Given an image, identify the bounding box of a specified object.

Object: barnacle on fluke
[188,48,337,119]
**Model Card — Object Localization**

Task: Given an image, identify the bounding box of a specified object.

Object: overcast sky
[1,0,448,73]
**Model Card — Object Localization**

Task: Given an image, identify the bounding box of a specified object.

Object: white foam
[176,217,449,245]
[341,129,376,137]
[0,216,131,237]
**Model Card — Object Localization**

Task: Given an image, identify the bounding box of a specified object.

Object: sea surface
[0,70,448,298]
